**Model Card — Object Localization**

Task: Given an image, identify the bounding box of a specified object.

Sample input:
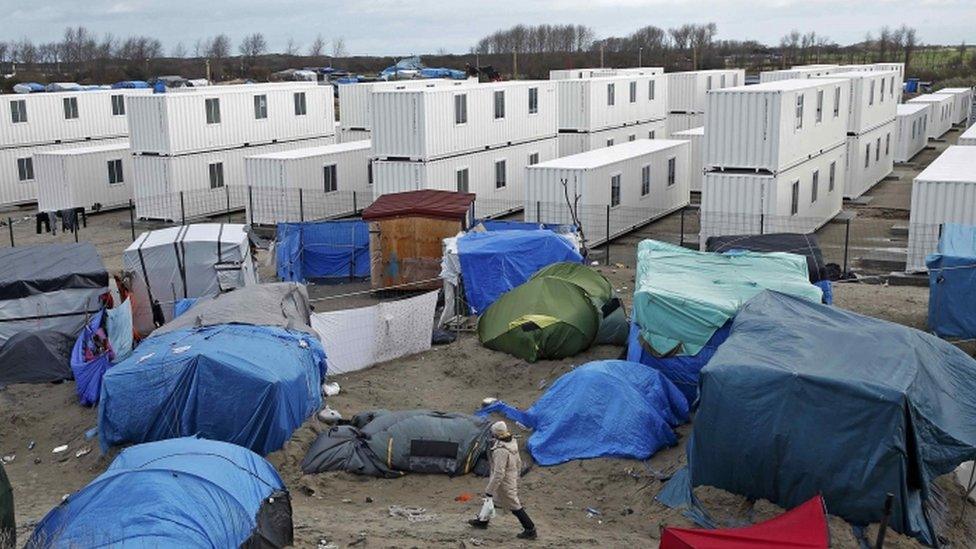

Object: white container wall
[759,66,840,83]
[371,81,557,161]
[549,67,664,80]
[894,104,929,162]
[844,118,895,199]
[907,94,954,139]
[673,127,704,192]
[337,78,476,131]
[959,125,976,146]
[700,144,846,245]
[244,140,373,225]
[666,112,705,137]
[373,137,557,219]
[704,79,850,173]
[35,142,133,213]
[556,74,667,132]
[935,87,973,125]
[813,71,897,135]
[907,146,976,271]
[0,138,127,206]
[557,119,666,157]
[338,128,371,143]
[666,69,745,113]
[127,83,335,155]
[525,139,689,246]
[1,89,151,149]
[134,136,335,221]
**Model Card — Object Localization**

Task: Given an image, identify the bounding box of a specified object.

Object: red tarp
[361,190,476,222]
[660,495,829,548]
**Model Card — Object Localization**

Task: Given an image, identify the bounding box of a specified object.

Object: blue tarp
[173,297,198,317]
[276,220,369,282]
[458,231,583,314]
[99,324,326,456]
[673,290,976,545]
[419,68,468,79]
[478,360,688,465]
[70,309,111,406]
[111,80,149,89]
[29,437,286,547]
[927,223,976,339]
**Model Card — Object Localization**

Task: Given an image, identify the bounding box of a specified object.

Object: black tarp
[0,243,107,300]
[704,233,830,282]
[0,462,13,549]
[0,330,73,386]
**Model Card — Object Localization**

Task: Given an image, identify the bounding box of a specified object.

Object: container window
[454,94,468,124]
[628,134,636,142]
[528,87,538,114]
[795,94,804,130]
[323,164,338,192]
[790,181,799,216]
[205,98,221,124]
[641,165,650,196]
[815,90,823,123]
[63,97,79,120]
[254,94,268,119]
[494,160,506,189]
[706,75,713,90]
[629,81,637,103]
[16,157,33,182]
[107,159,124,185]
[885,133,890,156]
[875,137,880,161]
[209,162,225,189]
[648,130,655,139]
[811,170,819,203]
[911,119,916,139]
[493,90,505,119]
[720,74,726,87]
[10,100,27,123]
[869,81,875,106]
[607,83,615,106]
[528,153,539,165]
[890,77,895,99]
[833,86,841,117]
[367,161,373,185]
[456,168,469,193]
[667,157,676,187]
[606,138,614,147]
[648,80,655,101]
[732,73,738,86]
[879,79,885,103]
[610,174,621,207]
[294,92,307,116]
[111,94,126,116]
[829,161,836,192]
[864,143,871,168]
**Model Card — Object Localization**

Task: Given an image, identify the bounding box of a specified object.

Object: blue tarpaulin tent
[70,309,111,406]
[927,223,976,339]
[276,220,369,282]
[458,231,583,314]
[98,324,326,456]
[665,291,976,545]
[478,360,688,465]
[28,437,292,548]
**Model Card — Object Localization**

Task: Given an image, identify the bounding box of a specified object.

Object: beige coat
[485,437,522,511]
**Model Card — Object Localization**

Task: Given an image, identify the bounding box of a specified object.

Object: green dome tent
[0,462,13,548]
[529,262,628,345]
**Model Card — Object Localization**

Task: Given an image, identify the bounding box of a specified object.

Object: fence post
[73,222,78,243]
[225,185,231,223]
[605,204,611,266]
[843,217,851,276]
[248,186,254,226]
[759,212,765,235]
[179,191,186,226]
[679,207,686,247]
[7,217,13,247]
[299,188,305,222]
[129,200,136,241]
[353,191,358,214]
[536,201,541,224]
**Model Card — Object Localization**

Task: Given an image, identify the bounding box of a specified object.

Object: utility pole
[513,50,518,80]
[600,44,605,68]
[205,59,211,82]
[638,47,643,67]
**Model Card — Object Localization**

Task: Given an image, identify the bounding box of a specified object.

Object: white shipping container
[127,83,335,155]
[673,127,704,192]
[371,81,557,161]
[813,71,897,135]
[373,137,557,219]
[0,138,127,206]
[557,119,666,157]
[894,103,929,162]
[666,69,745,113]
[934,87,973,125]
[338,128,371,143]
[556,74,667,132]
[704,79,850,173]
[959,124,976,146]
[133,136,335,221]
[843,118,895,199]
[759,66,840,83]
[666,112,704,137]
[907,94,954,139]
[34,142,133,213]
[525,139,689,246]
[337,78,476,131]
[549,67,664,80]
[244,140,373,225]
[906,146,976,271]
[700,144,846,245]
[0,88,151,149]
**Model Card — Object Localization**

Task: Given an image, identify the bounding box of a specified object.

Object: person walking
[468,421,537,540]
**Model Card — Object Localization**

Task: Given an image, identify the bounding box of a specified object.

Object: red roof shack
[362,190,475,290]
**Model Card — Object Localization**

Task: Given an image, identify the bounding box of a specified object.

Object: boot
[468,518,489,529]
[512,508,537,540]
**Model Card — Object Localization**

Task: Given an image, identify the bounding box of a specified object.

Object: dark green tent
[530,262,628,345]
[0,462,13,548]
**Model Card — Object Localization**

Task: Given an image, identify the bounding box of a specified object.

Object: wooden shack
[362,190,476,290]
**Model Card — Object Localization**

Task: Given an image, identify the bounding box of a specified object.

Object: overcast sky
[2,0,975,57]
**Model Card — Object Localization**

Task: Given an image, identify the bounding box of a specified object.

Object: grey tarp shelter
[0,329,74,386]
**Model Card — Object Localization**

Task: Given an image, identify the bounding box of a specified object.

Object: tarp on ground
[0,462,12,548]
[302,410,492,478]
[660,495,829,549]
[152,283,315,337]
[478,360,688,465]
[633,240,822,356]
[28,437,292,548]
[0,329,74,386]
[927,223,976,339]
[458,231,583,314]
[683,291,976,545]
[705,233,830,282]
[276,220,369,282]
[99,325,326,456]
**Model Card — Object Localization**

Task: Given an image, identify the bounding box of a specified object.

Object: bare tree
[239,33,267,58]
[13,38,38,66]
[0,42,8,64]
[284,38,299,56]
[331,37,347,58]
[308,34,325,57]
[901,25,917,72]
[171,42,188,58]
[207,34,231,61]
[878,26,891,62]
